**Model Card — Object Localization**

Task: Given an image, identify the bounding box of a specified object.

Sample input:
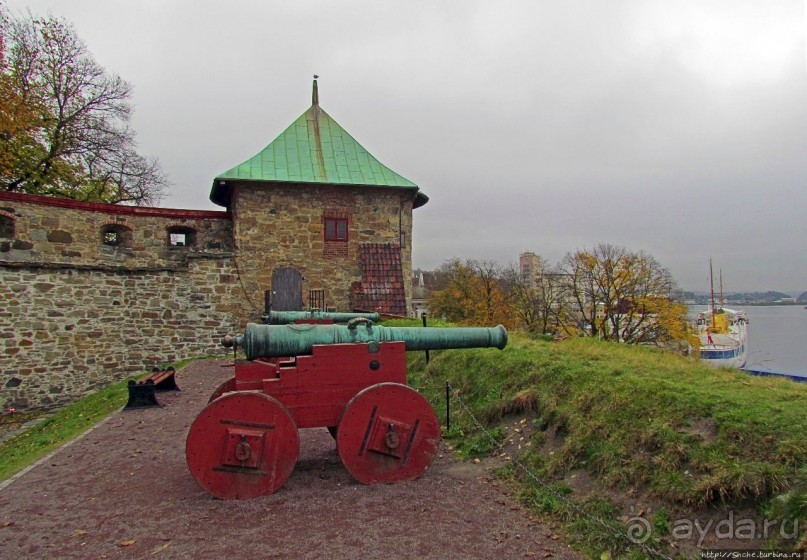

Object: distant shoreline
[724,302,804,307]
[687,302,805,307]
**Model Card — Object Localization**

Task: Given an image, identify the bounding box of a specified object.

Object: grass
[405,332,807,557]
[0,378,131,481]
[0,357,202,482]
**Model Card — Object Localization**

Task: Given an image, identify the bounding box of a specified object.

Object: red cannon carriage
[185,319,507,500]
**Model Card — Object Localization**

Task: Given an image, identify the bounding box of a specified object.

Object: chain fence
[414,367,676,560]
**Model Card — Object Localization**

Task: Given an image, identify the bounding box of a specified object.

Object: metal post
[445,381,450,431]
[421,313,430,364]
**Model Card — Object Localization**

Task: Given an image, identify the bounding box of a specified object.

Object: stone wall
[0,258,245,409]
[0,192,233,267]
[231,183,414,312]
[0,193,251,410]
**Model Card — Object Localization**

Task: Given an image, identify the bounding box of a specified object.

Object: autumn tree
[428,259,477,323]
[428,258,512,326]
[559,243,691,346]
[0,10,166,204]
[0,4,40,182]
[468,259,507,324]
[557,247,601,337]
[501,258,574,334]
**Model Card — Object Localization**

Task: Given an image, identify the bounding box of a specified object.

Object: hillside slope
[407,335,807,557]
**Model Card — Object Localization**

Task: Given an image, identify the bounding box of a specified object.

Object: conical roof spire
[210,78,428,209]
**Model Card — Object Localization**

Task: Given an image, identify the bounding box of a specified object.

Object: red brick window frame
[323,210,349,259]
[324,214,348,242]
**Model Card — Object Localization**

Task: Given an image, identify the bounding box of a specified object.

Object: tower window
[324,217,348,241]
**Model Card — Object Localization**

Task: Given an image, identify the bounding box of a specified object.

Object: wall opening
[101,224,133,247]
[167,226,197,247]
[0,212,15,239]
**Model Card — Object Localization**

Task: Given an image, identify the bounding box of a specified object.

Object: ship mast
[709,259,716,328]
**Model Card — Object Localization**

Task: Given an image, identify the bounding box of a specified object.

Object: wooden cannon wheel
[186,391,299,500]
[336,382,441,485]
[207,377,236,403]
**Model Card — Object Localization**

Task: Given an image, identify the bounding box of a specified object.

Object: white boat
[693,261,749,368]
[695,306,749,368]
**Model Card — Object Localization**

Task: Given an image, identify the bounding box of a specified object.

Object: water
[690,305,807,377]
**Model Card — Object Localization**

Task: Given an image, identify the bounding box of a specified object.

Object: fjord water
[690,305,807,377]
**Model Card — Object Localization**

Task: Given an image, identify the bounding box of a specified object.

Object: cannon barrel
[263,310,382,324]
[227,321,508,359]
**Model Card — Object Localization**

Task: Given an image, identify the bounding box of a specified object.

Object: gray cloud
[8,0,806,292]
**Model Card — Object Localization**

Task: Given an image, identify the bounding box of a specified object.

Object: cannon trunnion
[186,322,508,500]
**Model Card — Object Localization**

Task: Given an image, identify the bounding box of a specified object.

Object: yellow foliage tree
[560,243,693,347]
[428,259,513,327]
[0,7,42,183]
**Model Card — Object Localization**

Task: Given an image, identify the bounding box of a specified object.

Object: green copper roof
[210,80,427,208]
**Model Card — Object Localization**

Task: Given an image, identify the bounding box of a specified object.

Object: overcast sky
[6,0,807,292]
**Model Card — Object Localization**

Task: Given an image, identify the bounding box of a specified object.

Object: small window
[0,213,14,239]
[101,224,132,247]
[167,226,196,247]
[309,289,326,310]
[324,217,348,241]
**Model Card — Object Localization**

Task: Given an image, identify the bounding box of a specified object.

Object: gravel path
[0,360,581,559]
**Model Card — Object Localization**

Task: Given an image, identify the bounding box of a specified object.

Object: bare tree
[502,260,572,334]
[1,11,166,204]
[559,243,688,345]
[559,247,602,337]
[500,265,541,331]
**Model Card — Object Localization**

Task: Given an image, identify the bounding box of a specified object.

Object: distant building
[411,271,430,318]
[519,251,543,287]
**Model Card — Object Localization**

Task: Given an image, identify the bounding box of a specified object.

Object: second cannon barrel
[263,310,382,324]
[230,322,508,360]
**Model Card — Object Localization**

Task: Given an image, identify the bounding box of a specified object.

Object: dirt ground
[0,360,582,560]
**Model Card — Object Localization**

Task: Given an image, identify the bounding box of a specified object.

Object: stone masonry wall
[231,183,414,313]
[0,257,245,410]
[0,193,251,410]
[0,192,233,267]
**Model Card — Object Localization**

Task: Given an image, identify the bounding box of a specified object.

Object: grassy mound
[406,334,807,557]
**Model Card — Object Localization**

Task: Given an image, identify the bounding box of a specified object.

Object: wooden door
[271,267,303,311]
